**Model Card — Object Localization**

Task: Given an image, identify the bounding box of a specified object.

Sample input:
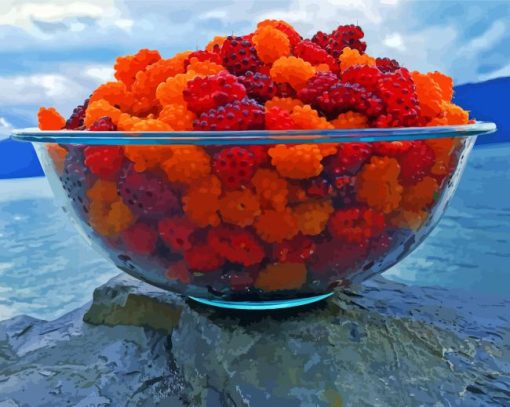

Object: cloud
[383,33,405,51]
[0,117,14,140]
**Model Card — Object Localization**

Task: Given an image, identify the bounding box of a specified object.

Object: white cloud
[0,116,14,140]
[383,33,405,50]
[85,65,115,82]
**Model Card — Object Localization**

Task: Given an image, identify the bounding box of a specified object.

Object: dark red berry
[193,98,265,131]
[83,146,124,180]
[65,104,86,129]
[238,71,277,103]
[294,40,338,72]
[184,50,222,68]
[341,65,382,93]
[376,57,400,73]
[158,217,195,253]
[220,35,261,75]
[316,83,383,118]
[273,234,315,263]
[121,222,158,255]
[213,146,256,189]
[88,116,116,131]
[398,141,435,185]
[297,71,338,105]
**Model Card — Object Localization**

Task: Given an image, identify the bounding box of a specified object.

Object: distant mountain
[453,77,509,145]
[0,77,507,179]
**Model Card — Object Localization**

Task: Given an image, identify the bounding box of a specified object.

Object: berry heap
[37,20,474,298]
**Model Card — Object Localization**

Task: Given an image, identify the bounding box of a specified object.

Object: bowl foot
[188,292,334,310]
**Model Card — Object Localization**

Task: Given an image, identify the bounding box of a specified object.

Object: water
[0,144,508,321]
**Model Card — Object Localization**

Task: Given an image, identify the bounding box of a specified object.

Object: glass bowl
[13,122,496,309]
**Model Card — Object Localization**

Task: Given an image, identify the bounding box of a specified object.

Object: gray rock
[1,274,509,406]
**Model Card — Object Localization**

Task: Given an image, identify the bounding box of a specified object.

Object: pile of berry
[37,20,471,297]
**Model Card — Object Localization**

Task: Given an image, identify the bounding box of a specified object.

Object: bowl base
[188,292,334,310]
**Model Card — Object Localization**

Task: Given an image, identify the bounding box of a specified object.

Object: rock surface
[1,274,509,406]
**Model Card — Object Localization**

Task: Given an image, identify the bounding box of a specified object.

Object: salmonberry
[213,146,256,189]
[88,116,117,131]
[297,71,338,105]
[158,217,196,253]
[398,141,435,185]
[376,57,400,73]
[316,83,383,118]
[220,35,261,75]
[193,98,265,131]
[273,234,315,263]
[121,222,158,255]
[84,146,124,180]
[238,71,277,103]
[294,40,338,72]
[208,225,265,267]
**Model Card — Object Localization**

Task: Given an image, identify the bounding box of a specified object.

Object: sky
[0,0,509,138]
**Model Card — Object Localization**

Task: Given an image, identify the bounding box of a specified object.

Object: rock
[1,274,509,406]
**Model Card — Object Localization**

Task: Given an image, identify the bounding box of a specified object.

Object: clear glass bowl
[13,123,496,309]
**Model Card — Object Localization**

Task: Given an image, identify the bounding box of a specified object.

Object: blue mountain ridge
[0,76,507,179]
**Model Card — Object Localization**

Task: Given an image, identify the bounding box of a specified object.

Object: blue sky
[0,0,509,138]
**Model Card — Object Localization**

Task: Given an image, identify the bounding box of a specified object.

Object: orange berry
[161,146,210,185]
[293,199,334,236]
[38,107,65,130]
[389,209,428,231]
[114,49,161,88]
[253,25,291,64]
[290,105,333,130]
[156,71,197,106]
[158,104,195,130]
[441,102,469,125]
[265,96,303,112]
[252,168,289,211]
[268,144,323,179]
[186,58,225,75]
[117,113,143,131]
[89,199,135,237]
[428,71,453,102]
[46,144,67,173]
[411,71,444,119]
[270,56,315,91]
[331,111,368,129]
[401,176,439,211]
[129,119,173,131]
[315,63,331,72]
[254,208,299,243]
[84,99,122,127]
[87,179,118,203]
[124,146,174,172]
[206,36,226,53]
[425,138,459,176]
[255,262,307,291]
[356,156,403,214]
[89,81,134,112]
[339,47,376,72]
[219,189,261,227]
[182,189,220,227]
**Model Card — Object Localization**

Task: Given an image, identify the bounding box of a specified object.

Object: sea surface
[0,144,508,321]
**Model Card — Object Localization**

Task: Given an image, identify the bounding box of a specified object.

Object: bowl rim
[12,121,496,145]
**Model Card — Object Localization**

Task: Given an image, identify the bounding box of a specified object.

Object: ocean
[0,143,508,321]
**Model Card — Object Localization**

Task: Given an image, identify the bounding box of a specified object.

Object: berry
[328,207,385,244]
[290,105,333,129]
[330,111,368,129]
[253,25,291,64]
[220,35,261,75]
[428,71,453,102]
[183,50,222,68]
[193,98,265,131]
[294,40,338,71]
[372,141,413,157]
[88,116,117,131]
[206,36,227,54]
[268,144,323,179]
[297,71,338,105]
[183,72,247,114]
[38,107,65,130]
[270,56,316,91]
[257,19,302,48]
[275,82,297,98]
[265,106,296,130]
[161,146,211,185]
[315,25,366,59]
[325,142,372,177]
[376,57,400,73]
[251,169,289,211]
[339,48,376,72]
[158,217,195,253]
[401,176,439,211]
[377,68,420,127]
[186,58,225,76]
[342,65,381,93]
[156,71,197,106]
[184,244,224,272]
[118,165,179,218]
[65,103,87,129]
[219,189,261,227]
[265,96,303,112]
[60,147,93,215]
[84,100,122,128]
[213,146,256,189]
[89,81,134,112]
[158,104,195,131]
[311,31,330,50]
[333,175,357,206]
[238,71,277,103]
[316,83,383,118]
[245,145,270,166]
[305,177,335,198]
[411,71,444,120]
[121,222,158,255]
[398,141,435,185]
[254,208,299,243]
[294,199,334,236]
[83,146,124,180]
[114,48,161,88]
[208,226,265,267]
[273,234,315,263]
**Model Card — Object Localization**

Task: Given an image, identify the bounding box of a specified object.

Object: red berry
[341,65,382,93]
[220,35,261,75]
[271,22,302,48]
[376,68,420,127]
[376,57,400,73]
[273,234,315,263]
[328,207,385,244]
[83,146,124,180]
[213,146,255,189]
[184,244,224,272]
[158,217,195,253]
[184,50,222,68]
[325,142,373,177]
[118,165,179,218]
[326,25,367,58]
[311,31,330,50]
[88,116,116,131]
[305,177,334,198]
[208,225,265,267]
[398,141,435,185]
[316,83,383,118]
[121,222,158,255]
[183,72,247,114]
[294,40,338,72]
[65,103,87,129]
[265,106,296,130]
[275,82,296,98]
[245,145,270,166]
[238,71,277,103]
[193,98,265,131]
[372,141,414,157]
[297,71,338,105]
